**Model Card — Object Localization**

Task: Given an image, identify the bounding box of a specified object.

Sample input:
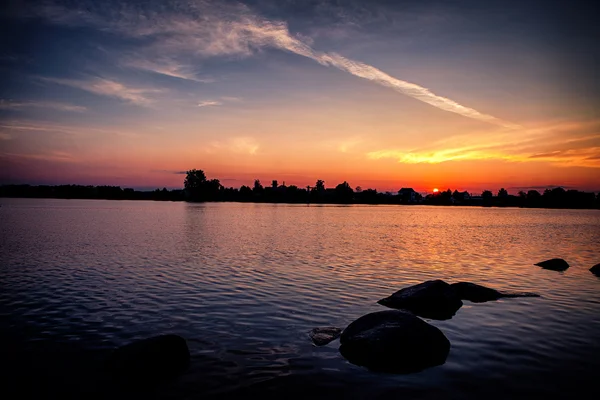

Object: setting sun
[433,188,439,193]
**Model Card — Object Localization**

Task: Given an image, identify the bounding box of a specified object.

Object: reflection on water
[1,199,600,399]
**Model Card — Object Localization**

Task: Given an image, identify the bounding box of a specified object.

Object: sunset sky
[1,0,599,193]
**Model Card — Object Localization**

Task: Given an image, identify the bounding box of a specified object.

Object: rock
[591,263,600,277]
[377,280,463,320]
[310,327,342,346]
[450,282,540,303]
[535,258,570,271]
[339,310,450,373]
[107,334,190,384]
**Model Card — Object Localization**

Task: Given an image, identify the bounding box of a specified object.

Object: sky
[1,0,599,193]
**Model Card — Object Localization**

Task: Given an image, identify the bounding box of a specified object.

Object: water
[1,198,599,399]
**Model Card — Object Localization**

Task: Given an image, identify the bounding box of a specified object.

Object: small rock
[535,258,570,271]
[450,282,540,303]
[590,263,600,277]
[377,280,463,320]
[339,310,450,373]
[309,327,342,346]
[107,334,190,384]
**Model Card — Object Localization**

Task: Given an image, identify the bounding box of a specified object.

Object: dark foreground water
[1,199,600,399]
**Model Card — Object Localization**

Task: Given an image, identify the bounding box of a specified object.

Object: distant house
[398,188,417,203]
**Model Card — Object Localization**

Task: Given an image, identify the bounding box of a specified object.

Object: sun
[433,188,439,193]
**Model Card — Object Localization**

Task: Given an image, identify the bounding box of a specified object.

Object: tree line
[0,169,598,209]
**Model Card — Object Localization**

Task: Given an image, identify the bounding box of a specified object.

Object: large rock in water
[535,258,570,271]
[450,282,540,303]
[107,334,190,384]
[310,327,342,346]
[377,280,463,320]
[591,263,600,277]
[339,310,450,373]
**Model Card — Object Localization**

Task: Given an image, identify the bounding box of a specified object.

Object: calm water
[1,198,600,399]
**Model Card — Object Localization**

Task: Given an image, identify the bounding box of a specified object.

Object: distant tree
[334,181,354,203]
[184,169,207,201]
[239,185,252,199]
[205,179,222,200]
[527,190,541,200]
[498,188,508,198]
[315,180,325,192]
[184,169,207,190]
[355,186,362,193]
[253,179,263,193]
[482,190,493,207]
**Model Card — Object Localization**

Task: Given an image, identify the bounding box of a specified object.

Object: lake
[1,198,599,399]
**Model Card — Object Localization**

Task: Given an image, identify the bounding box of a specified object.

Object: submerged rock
[310,327,342,346]
[107,334,190,384]
[377,280,463,320]
[450,282,540,303]
[591,263,600,277]
[535,258,570,271]
[339,310,450,373]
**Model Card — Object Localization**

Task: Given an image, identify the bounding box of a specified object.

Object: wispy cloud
[39,77,161,106]
[1,151,77,163]
[123,58,213,83]
[0,120,140,138]
[0,99,87,112]
[197,96,242,108]
[207,136,259,155]
[198,100,223,107]
[220,96,243,102]
[366,120,600,168]
[150,169,187,175]
[30,1,516,127]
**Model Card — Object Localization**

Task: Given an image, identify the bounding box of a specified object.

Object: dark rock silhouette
[107,334,190,384]
[450,282,540,303]
[535,258,570,271]
[310,327,343,346]
[590,263,600,277]
[377,279,463,320]
[339,310,450,373]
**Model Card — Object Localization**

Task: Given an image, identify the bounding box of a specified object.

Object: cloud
[0,99,87,112]
[197,96,242,108]
[0,132,11,141]
[1,151,76,163]
[206,136,259,155]
[366,120,600,168]
[198,100,223,107]
[30,1,516,127]
[229,137,259,154]
[150,169,187,175]
[0,120,140,138]
[220,96,243,102]
[123,58,213,83]
[39,77,161,106]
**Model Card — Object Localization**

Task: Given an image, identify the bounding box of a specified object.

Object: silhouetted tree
[184,169,208,201]
[497,188,508,206]
[205,179,223,200]
[315,180,325,192]
[482,190,493,207]
[253,179,263,193]
[239,185,252,200]
[334,181,354,203]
